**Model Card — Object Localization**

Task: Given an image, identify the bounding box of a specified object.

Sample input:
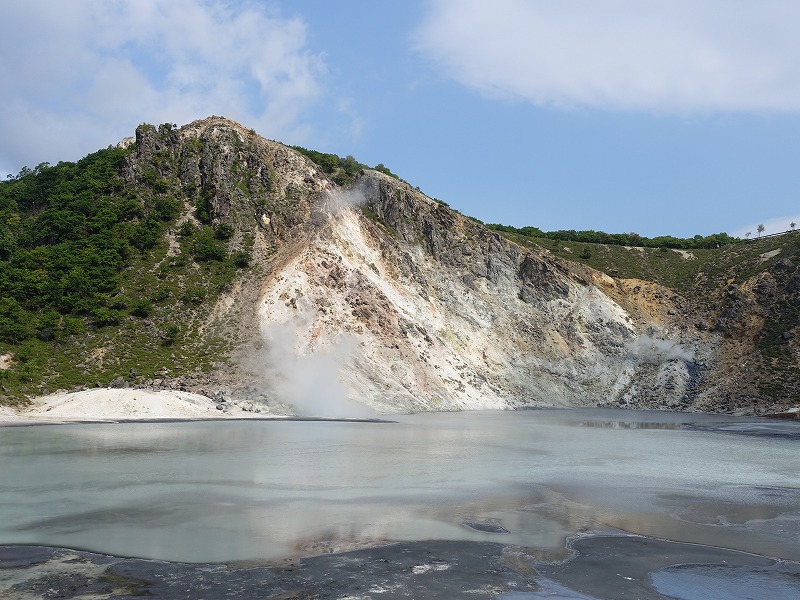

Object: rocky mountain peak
[2,116,795,416]
[114,118,784,415]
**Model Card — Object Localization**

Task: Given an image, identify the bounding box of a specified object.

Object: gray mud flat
[1,541,528,599]
[3,535,799,600]
[535,535,800,599]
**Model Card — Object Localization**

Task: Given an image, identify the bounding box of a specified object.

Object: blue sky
[2,0,800,238]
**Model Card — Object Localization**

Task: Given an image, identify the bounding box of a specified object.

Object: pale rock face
[116,117,721,415]
[253,174,707,414]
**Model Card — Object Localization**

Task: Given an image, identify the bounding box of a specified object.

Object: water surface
[1,409,798,562]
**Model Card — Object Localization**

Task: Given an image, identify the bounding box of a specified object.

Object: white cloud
[414,0,800,113]
[0,0,324,175]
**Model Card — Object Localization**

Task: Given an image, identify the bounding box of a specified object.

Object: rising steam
[244,184,376,418]
[325,186,368,210]
[252,315,374,418]
[628,336,694,364]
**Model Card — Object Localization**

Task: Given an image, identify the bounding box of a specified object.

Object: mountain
[0,117,797,416]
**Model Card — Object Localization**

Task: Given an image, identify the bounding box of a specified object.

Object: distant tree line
[486,224,739,250]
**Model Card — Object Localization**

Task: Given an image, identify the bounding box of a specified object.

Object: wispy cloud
[0,0,324,175]
[414,0,800,113]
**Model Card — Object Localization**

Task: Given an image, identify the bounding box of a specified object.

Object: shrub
[61,316,85,336]
[161,323,179,345]
[131,219,161,250]
[178,220,196,237]
[192,226,226,261]
[109,296,129,310]
[92,307,123,327]
[182,287,207,304]
[153,196,181,221]
[195,195,211,223]
[35,309,62,341]
[0,297,31,344]
[233,251,251,268]
[131,299,153,318]
[151,287,171,303]
[214,222,234,240]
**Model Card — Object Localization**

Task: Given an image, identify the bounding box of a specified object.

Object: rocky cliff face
[101,117,798,416]
[238,169,724,414]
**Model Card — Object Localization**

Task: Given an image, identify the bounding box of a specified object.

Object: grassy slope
[500,230,797,299]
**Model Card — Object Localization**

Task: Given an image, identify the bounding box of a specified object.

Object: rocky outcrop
[111,117,798,416]
[124,118,330,243]
[221,165,716,414]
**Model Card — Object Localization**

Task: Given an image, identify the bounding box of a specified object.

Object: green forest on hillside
[0,144,245,400]
[0,148,145,343]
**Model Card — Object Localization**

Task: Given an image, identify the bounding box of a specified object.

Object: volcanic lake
[1,409,799,598]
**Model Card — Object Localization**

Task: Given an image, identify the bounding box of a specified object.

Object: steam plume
[629,336,694,364]
[254,316,374,418]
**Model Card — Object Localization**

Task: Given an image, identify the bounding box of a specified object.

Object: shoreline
[0,388,272,426]
[0,388,395,426]
[0,415,395,427]
[3,390,796,427]
[2,533,798,599]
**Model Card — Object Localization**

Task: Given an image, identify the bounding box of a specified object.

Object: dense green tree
[131,299,153,318]
[0,297,30,344]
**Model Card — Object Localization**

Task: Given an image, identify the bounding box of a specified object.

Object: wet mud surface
[2,535,798,599]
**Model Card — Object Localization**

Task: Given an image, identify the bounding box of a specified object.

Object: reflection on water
[0,409,798,562]
[684,422,800,439]
[577,420,684,429]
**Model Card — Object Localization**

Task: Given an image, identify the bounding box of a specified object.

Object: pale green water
[0,409,798,562]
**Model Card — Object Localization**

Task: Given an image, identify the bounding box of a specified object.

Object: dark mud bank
[3,534,799,599]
